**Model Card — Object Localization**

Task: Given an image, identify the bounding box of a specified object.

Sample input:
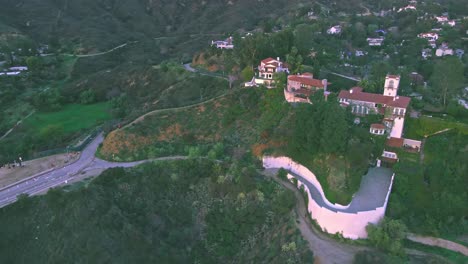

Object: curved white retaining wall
[263,156,395,239]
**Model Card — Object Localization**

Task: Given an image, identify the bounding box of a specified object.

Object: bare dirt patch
[157,123,184,141]
[0,153,80,188]
[101,131,152,158]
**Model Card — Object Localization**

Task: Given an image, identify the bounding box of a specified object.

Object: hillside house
[355,50,367,57]
[284,73,328,103]
[421,48,432,59]
[338,74,411,139]
[327,25,342,34]
[211,36,234,49]
[435,16,456,26]
[370,124,386,135]
[418,32,439,41]
[435,43,454,57]
[398,5,416,12]
[367,38,384,46]
[245,57,289,88]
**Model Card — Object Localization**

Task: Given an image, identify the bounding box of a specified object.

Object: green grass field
[404,116,468,139]
[24,102,111,134]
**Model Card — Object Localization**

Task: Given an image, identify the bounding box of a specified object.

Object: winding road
[0,133,184,208]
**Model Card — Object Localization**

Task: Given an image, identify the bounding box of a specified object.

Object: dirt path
[123,90,235,129]
[407,234,468,256]
[0,110,35,141]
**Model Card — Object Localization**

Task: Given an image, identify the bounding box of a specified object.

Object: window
[389,80,394,88]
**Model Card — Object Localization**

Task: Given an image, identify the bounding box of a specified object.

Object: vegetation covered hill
[388,130,468,237]
[0,0,311,52]
[100,88,384,205]
[0,159,313,263]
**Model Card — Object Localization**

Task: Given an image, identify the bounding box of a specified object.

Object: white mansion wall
[263,156,395,239]
[390,117,405,138]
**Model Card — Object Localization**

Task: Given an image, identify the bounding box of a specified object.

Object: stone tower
[383,75,400,97]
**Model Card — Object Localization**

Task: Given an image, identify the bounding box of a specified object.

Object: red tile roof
[386,74,400,79]
[371,123,386,130]
[338,89,411,109]
[288,75,325,88]
[261,57,275,64]
[386,137,404,148]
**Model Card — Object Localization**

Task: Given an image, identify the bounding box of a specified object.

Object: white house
[370,124,386,135]
[418,32,439,41]
[436,44,454,57]
[367,38,384,46]
[338,75,411,139]
[9,66,28,71]
[211,36,234,49]
[355,50,367,57]
[245,57,289,88]
[327,25,342,34]
[435,16,456,26]
[421,48,432,59]
[398,5,416,12]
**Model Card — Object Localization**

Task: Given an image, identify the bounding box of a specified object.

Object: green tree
[79,89,96,105]
[26,56,43,72]
[241,66,254,81]
[430,57,465,108]
[320,103,348,154]
[286,46,303,74]
[367,218,407,256]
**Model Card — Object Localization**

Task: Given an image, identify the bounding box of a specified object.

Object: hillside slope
[0,0,307,51]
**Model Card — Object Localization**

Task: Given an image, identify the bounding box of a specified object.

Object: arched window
[389,80,394,88]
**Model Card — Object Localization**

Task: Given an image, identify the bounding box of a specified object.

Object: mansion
[245,57,289,88]
[338,75,415,163]
[284,73,328,103]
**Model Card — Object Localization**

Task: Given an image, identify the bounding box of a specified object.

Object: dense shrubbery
[388,130,468,236]
[0,159,313,263]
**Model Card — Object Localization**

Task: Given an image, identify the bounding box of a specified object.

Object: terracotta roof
[338,89,411,109]
[386,137,404,148]
[288,75,324,88]
[386,74,400,79]
[261,57,275,64]
[371,123,386,130]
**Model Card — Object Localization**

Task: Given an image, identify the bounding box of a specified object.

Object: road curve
[0,133,183,208]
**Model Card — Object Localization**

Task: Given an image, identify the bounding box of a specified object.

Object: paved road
[0,133,181,208]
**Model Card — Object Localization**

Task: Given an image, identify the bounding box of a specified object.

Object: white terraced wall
[263,156,395,239]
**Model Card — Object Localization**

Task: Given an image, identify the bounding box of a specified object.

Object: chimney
[322,79,328,92]
[277,57,280,61]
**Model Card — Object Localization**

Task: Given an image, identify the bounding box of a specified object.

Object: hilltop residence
[211,36,234,49]
[245,57,289,88]
[284,73,328,103]
[338,74,411,139]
